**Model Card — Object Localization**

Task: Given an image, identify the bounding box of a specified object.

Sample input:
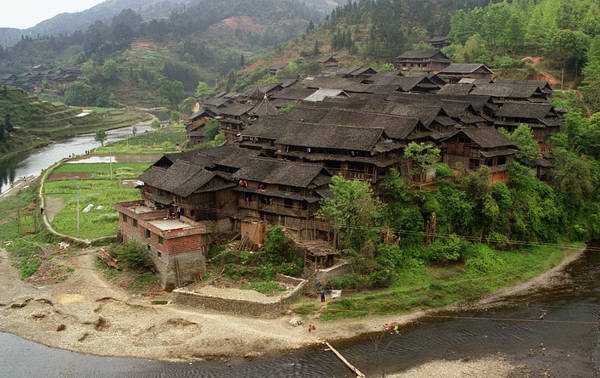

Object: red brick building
[116,201,210,290]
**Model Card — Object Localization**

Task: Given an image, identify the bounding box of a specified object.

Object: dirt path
[44,196,65,223]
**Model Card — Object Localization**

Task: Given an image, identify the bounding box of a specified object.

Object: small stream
[0,125,153,194]
[1,245,599,377]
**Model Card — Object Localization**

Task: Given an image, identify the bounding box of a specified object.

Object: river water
[1,246,599,377]
[0,125,153,194]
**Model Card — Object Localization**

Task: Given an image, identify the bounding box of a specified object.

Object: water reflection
[0,125,152,194]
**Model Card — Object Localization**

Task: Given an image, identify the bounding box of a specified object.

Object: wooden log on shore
[324,341,366,378]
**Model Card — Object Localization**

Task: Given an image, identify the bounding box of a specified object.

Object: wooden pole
[76,182,80,237]
[324,341,366,378]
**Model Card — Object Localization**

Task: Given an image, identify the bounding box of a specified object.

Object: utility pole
[76,182,80,237]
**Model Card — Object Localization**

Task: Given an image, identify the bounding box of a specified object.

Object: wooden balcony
[239,200,308,218]
[328,168,376,183]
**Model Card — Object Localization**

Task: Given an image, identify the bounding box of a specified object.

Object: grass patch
[292,301,320,316]
[0,183,54,279]
[242,280,286,296]
[129,273,160,292]
[52,163,151,179]
[95,125,187,155]
[44,178,140,240]
[320,245,568,321]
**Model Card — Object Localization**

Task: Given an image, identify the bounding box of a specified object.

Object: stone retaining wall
[173,274,307,318]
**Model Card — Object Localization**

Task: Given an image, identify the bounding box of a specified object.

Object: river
[0,125,153,195]
[1,245,599,377]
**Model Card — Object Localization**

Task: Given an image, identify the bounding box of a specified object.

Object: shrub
[263,226,293,263]
[243,281,284,296]
[113,241,150,270]
[486,231,511,250]
[424,234,467,263]
[435,163,453,179]
[466,244,506,273]
[327,274,369,290]
[368,268,394,289]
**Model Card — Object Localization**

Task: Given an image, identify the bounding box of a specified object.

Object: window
[497,156,507,166]
[132,219,138,228]
[158,236,164,245]
[121,214,128,223]
[284,198,294,208]
[485,158,494,167]
[145,229,151,239]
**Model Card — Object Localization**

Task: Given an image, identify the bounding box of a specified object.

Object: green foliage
[466,244,506,274]
[263,226,293,263]
[64,82,95,106]
[242,281,285,296]
[112,241,150,270]
[500,125,541,163]
[404,142,441,181]
[424,234,467,263]
[159,79,185,109]
[203,118,220,142]
[95,129,107,146]
[319,176,382,251]
[195,81,214,99]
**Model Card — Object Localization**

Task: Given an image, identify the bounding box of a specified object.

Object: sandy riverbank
[0,244,585,363]
[389,356,519,378]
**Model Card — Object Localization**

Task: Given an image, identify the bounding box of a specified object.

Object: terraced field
[0,87,152,157]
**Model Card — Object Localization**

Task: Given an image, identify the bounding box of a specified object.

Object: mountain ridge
[0,0,345,47]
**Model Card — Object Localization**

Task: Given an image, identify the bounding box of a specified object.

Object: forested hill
[0,0,332,108]
[0,0,345,48]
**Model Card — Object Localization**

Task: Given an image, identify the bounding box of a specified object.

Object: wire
[423,314,599,326]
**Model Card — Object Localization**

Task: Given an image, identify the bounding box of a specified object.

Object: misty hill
[0,0,336,108]
[0,0,345,47]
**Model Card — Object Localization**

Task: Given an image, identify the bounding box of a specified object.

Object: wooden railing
[327,168,376,182]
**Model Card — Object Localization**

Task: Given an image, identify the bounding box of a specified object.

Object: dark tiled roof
[271,87,317,100]
[396,49,449,61]
[438,83,475,96]
[495,102,554,119]
[318,109,422,140]
[233,157,328,188]
[140,160,217,198]
[439,64,493,74]
[249,98,279,116]
[471,83,541,99]
[281,107,330,123]
[217,102,256,117]
[443,127,515,149]
[276,122,384,152]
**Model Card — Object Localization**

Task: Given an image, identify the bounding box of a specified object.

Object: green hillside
[0,86,151,157]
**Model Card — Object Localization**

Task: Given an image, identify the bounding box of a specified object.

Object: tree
[313,39,320,56]
[404,142,441,182]
[95,129,107,146]
[500,125,540,163]
[239,54,246,68]
[64,82,95,106]
[195,81,213,99]
[462,34,490,63]
[159,79,185,109]
[550,29,590,75]
[102,59,119,82]
[582,37,600,111]
[319,176,382,251]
